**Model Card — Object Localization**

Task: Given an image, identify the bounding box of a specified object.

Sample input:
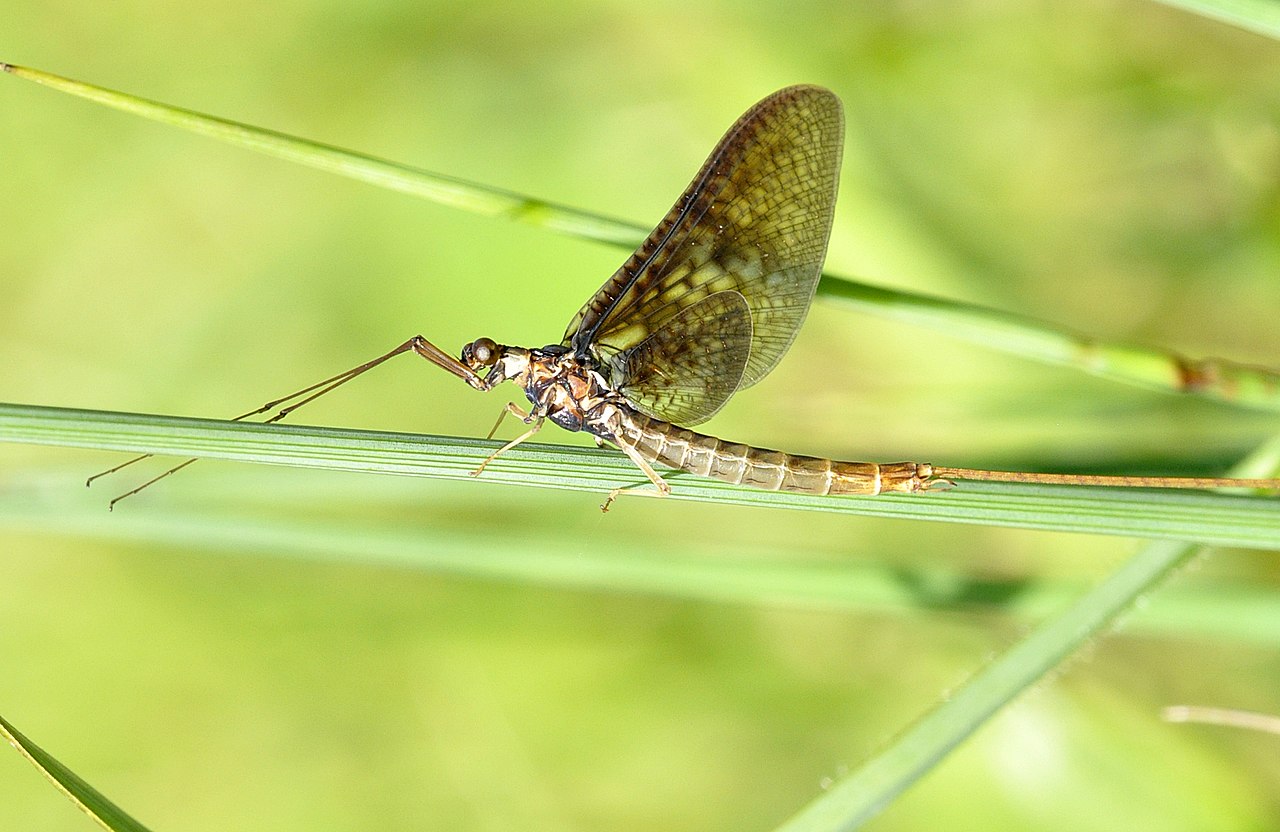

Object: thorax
[518,349,624,436]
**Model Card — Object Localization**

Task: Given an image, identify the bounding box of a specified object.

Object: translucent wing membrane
[563,85,843,423]
[611,290,752,425]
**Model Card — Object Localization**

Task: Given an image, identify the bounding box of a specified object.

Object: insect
[93,85,1280,509]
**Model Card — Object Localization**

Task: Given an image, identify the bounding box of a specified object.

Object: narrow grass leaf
[3,402,1280,548]
[6,465,1280,645]
[4,63,1280,412]
[0,714,154,832]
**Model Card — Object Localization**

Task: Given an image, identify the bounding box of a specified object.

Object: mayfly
[91,85,1280,509]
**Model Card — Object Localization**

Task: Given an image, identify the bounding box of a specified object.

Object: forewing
[610,290,752,425]
[564,85,843,391]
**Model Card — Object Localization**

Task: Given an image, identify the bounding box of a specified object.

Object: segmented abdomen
[615,409,931,495]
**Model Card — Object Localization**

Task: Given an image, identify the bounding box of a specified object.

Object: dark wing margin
[610,290,752,426]
[563,85,843,400]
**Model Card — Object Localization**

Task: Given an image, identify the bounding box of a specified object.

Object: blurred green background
[2,1,1279,830]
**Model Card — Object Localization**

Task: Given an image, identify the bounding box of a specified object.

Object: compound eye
[467,337,499,367]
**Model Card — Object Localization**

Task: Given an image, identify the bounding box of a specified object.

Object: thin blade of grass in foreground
[3,402,1280,549]
[0,714,154,832]
[6,465,1280,646]
[771,440,1280,832]
[4,62,1280,413]
[1152,0,1280,39]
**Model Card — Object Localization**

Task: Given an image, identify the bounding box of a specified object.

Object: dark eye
[467,337,499,367]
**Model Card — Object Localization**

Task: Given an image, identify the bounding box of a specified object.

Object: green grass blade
[6,465,1280,645]
[5,63,1280,413]
[1152,0,1280,39]
[0,63,643,249]
[774,542,1199,831]
[772,439,1279,831]
[3,402,1280,548]
[819,280,1280,411]
[0,714,154,832]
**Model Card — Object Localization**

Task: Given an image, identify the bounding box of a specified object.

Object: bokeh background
[3,1,1279,830]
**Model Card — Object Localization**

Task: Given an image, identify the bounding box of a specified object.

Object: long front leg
[90,334,481,507]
